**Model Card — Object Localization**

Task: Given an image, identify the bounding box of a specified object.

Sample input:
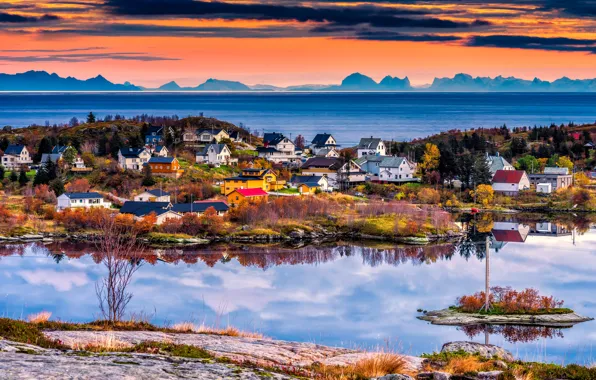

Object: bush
[417,188,440,204]
[456,286,566,314]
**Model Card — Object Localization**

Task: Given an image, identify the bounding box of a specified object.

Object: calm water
[1,219,595,364]
[1,92,596,144]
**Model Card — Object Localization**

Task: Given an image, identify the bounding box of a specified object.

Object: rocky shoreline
[418,308,594,327]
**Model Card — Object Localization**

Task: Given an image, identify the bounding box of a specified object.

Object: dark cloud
[0,52,179,62]
[539,0,596,17]
[104,0,490,29]
[467,35,596,53]
[0,12,60,23]
[353,30,463,42]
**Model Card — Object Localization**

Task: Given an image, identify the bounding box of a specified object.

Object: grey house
[528,167,573,191]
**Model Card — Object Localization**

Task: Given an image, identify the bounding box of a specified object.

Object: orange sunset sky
[1,0,596,87]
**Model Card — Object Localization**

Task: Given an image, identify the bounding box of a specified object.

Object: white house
[195,144,236,166]
[536,183,552,194]
[153,145,169,157]
[357,137,386,158]
[316,147,340,158]
[492,170,530,195]
[134,189,171,202]
[377,156,418,183]
[310,133,338,155]
[118,147,151,171]
[301,157,366,189]
[2,145,32,169]
[257,132,300,164]
[184,129,229,143]
[56,192,111,211]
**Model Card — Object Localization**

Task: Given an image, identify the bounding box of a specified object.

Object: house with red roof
[491,169,530,196]
[227,188,269,206]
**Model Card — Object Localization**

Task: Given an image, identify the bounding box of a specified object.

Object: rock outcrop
[441,341,514,362]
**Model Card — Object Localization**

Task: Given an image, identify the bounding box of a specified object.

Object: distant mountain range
[2,70,596,92]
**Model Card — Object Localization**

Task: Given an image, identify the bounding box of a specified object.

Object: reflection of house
[118,147,151,171]
[290,175,329,193]
[196,144,236,166]
[134,189,171,202]
[310,133,338,155]
[301,157,366,189]
[357,137,386,158]
[221,168,285,195]
[227,188,268,205]
[2,144,32,169]
[529,167,572,192]
[57,192,111,211]
[486,153,514,178]
[530,222,572,237]
[491,222,530,243]
[146,157,184,179]
[492,170,530,195]
[172,201,229,216]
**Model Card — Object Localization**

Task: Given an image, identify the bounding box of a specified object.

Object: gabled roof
[41,153,62,163]
[311,133,333,145]
[119,147,147,158]
[228,130,241,139]
[543,167,569,175]
[198,144,228,156]
[142,189,170,197]
[63,192,103,199]
[357,138,382,150]
[51,145,68,154]
[263,132,287,146]
[257,146,280,153]
[154,145,167,153]
[233,188,268,197]
[172,201,229,213]
[491,229,527,243]
[492,170,527,184]
[290,175,324,185]
[4,144,26,155]
[197,128,225,135]
[148,157,175,164]
[301,157,343,170]
[379,156,407,168]
[120,201,170,217]
[486,154,513,174]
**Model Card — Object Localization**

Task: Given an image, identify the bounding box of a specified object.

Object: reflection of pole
[481,235,491,312]
[485,330,489,345]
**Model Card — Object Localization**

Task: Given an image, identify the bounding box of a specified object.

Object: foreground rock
[441,341,514,361]
[418,308,593,327]
[0,339,291,380]
[43,330,424,371]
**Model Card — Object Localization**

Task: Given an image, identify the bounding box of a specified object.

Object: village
[0,114,594,241]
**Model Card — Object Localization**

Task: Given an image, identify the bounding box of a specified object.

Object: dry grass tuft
[27,311,52,324]
[70,333,132,352]
[171,322,196,332]
[197,325,264,339]
[316,353,407,379]
[443,356,487,374]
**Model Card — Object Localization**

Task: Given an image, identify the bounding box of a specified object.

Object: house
[146,157,184,179]
[71,156,92,173]
[134,189,171,202]
[377,156,418,183]
[529,167,573,191]
[56,192,111,211]
[530,222,571,237]
[118,147,151,171]
[486,153,514,177]
[227,188,269,206]
[257,132,300,164]
[41,145,70,164]
[491,222,530,243]
[354,155,384,176]
[310,133,338,155]
[301,157,366,189]
[171,201,229,216]
[196,144,237,166]
[290,175,329,193]
[315,147,340,158]
[2,144,32,169]
[182,128,229,144]
[153,145,169,157]
[221,168,285,195]
[492,170,530,195]
[228,130,244,143]
[119,201,180,225]
[357,137,386,158]
[145,126,164,145]
[536,183,552,194]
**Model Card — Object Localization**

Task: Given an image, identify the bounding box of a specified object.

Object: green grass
[132,341,212,359]
[4,170,35,179]
[276,188,299,194]
[0,318,67,349]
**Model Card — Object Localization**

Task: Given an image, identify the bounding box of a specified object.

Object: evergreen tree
[472,154,492,185]
[0,165,5,180]
[457,153,475,189]
[129,133,144,148]
[18,168,28,186]
[0,137,9,152]
[87,112,96,124]
[62,146,78,165]
[9,171,17,182]
[109,132,124,159]
[35,136,53,162]
[98,134,109,156]
[33,166,49,185]
[49,178,65,196]
[141,164,156,186]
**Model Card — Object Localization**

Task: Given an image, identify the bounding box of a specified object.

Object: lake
[1,216,595,365]
[1,92,596,144]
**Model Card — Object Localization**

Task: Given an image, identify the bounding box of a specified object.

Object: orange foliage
[457,286,564,313]
[65,178,91,193]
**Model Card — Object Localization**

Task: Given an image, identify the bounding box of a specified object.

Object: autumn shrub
[34,184,56,204]
[65,178,91,193]
[456,286,566,314]
[417,188,440,204]
[160,217,183,234]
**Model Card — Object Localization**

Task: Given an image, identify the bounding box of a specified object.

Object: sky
[1,0,596,87]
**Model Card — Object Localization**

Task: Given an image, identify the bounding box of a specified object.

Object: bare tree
[95,214,143,323]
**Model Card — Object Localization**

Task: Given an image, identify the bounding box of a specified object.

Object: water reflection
[0,214,594,364]
[460,324,566,344]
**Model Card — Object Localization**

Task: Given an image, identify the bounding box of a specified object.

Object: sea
[1,92,596,144]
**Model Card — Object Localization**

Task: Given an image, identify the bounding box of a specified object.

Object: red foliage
[65,178,91,193]
[457,286,564,313]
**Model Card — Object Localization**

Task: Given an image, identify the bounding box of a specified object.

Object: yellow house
[221,168,285,195]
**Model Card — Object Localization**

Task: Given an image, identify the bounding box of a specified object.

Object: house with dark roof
[172,201,229,216]
[146,157,184,178]
[118,147,151,171]
[2,144,32,169]
[357,137,386,158]
[196,144,236,166]
[290,174,329,193]
[492,170,530,195]
[56,192,110,211]
[228,130,244,143]
[301,157,365,189]
[134,189,171,202]
[119,201,180,225]
[310,133,338,155]
[315,147,340,158]
[258,132,299,164]
[153,145,169,157]
[145,126,164,145]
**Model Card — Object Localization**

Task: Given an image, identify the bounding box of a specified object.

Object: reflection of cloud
[17,269,89,291]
